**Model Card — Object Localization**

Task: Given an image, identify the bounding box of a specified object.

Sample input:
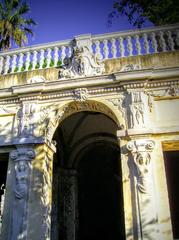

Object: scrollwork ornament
[27,150,35,159]
[10,150,19,160]
[145,141,155,150]
[126,141,135,152]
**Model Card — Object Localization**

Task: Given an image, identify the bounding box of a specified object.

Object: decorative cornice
[0,68,179,104]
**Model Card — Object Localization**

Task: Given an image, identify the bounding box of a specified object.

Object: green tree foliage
[109,0,179,27]
[0,0,36,50]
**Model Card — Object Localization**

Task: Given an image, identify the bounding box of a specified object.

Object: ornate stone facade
[0,24,179,240]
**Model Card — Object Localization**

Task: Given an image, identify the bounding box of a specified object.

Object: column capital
[10,145,35,162]
[126,139,155,153]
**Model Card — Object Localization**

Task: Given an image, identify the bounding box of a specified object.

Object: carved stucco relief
[10,147,35,240]
[127,139,157,239]
[129,91,147,129]
[59,41,105,79]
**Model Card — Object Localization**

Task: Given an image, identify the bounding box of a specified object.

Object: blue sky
[27,0,152,46]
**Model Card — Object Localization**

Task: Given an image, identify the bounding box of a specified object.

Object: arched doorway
[51,110,125,240]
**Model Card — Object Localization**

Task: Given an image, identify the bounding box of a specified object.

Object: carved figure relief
[10,147,35,240]
[59,44,105,79]
[108,95,125,117]
[134,152,151,193]
[27,75,46,84]
[73,88,88,101]
[127,140,155,194]
[17,102,37,137]
[120,64,140,72]
[129,92,145,128]
[127,140,157,239]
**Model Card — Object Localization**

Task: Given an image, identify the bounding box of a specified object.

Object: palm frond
[0,0,36,50]
[17,2,30,15]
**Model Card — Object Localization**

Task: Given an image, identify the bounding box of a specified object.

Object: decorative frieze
[10,146,35,240]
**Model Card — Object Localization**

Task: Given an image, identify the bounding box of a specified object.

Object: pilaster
[126,139,157,240]
[27,143,55,240]
[118,133,173,240]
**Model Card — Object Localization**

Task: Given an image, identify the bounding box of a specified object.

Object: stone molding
[0,68,179,104]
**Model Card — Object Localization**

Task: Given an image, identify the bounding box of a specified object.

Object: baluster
[167,31,175,51]
[143,33,150,54]
[0,57,4,74]
[4,55,10,74]
[32,50,38,70]
[47,48,52,68]
[95,40,102,60]
[54,47,59,67]
[111,38,117,58]
[39,49,45,69]
[159,31,167,52]
[25,52,31,71]
[11,54,17,73]
[127,36,133,56]
[119,37,125,57]
[103,39,109,59]
[151,32,158,53]
[61,46,66,64]
[135,35,141,55]
[18,53,24,72]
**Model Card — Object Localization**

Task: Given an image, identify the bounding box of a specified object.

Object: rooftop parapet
[0,24,178,77]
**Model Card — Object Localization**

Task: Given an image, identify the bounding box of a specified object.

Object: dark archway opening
[77,143,125,240]
[51,111,125,240]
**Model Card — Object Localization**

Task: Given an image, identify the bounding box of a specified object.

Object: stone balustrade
[0,24,178,75]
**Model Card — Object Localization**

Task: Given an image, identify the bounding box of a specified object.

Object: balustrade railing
[0,24,178,75]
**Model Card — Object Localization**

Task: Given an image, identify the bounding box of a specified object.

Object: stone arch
[46,99,123,142]
[51,106,125,240]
